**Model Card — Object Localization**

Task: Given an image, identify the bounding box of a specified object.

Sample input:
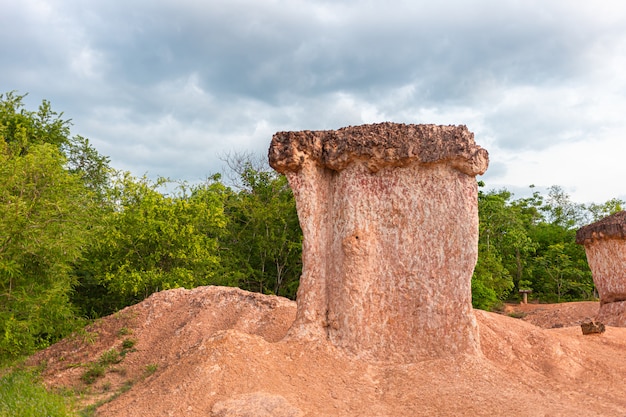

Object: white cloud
[69,47,106,79]
[486,133,626,203]
[2,0,626,203]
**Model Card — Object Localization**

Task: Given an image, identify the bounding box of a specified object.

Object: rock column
[576,211,626,326]
[269,123,489,362]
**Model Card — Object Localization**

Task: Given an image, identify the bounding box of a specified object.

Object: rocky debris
[268,123,488,362]
[211,392,303,417]
[581,321,606,335]
[576,211,626,326]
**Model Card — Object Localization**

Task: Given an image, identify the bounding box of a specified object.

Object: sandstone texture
[581,321,606,335]
[595,300,626,326]
[269,122,488,362]
[577,211,626,326]
[268,122,489,175]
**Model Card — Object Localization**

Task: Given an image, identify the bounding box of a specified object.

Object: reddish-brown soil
[28,287,626,416]
[503,300,601,328]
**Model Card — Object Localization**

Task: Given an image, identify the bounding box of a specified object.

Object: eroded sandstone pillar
[269,123,489,362]
[576,211,626,326]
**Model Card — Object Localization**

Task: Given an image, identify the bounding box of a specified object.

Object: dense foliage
[0,92,623,365]
[0,92,106,362]
[472,183,621,310]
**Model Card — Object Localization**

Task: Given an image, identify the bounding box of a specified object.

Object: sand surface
[29,287,626,416]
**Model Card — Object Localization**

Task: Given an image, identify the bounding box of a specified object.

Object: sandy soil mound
[503,301,600,328]
[29,287,626,416]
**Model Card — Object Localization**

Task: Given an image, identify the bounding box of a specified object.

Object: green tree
[73,173,229,316]
[506,185,594,302]
[0,93,114,361]
[536,243,592,301]
[0,92,70,157]
[586,198,624,222]
[542,185,586,229]
[63,135,111,200]
[220,157,302,298]
[472,186,535,309]
[0,92,110,362]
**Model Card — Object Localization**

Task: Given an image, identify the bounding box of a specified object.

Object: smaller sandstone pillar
[519,290,532,304]
[269,122,489,362]
[576,211,626,326]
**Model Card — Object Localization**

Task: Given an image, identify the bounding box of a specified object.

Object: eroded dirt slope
[504,301,600,328]
[29,287,626,416]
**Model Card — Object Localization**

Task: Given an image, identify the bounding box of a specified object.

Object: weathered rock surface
[581,321,606,335]
[269,123,489,175]
[596,300,626,327]
[577,211,626,326]
[576,211,626,243]
[269,122,488,362]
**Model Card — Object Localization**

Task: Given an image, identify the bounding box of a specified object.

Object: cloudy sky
[2,0,625,203]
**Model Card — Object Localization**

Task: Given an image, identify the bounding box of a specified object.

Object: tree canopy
[0,92,109,360]
[1,92,623,364]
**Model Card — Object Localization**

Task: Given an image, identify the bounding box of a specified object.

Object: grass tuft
[80,363,105,385]
[117,327,132,336]
[144,363,158,376]
[121,338,136,350]
[98,349,121,366]
[507,311,527,319]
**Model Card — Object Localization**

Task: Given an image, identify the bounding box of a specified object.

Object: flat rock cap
[268,122,489,176]
[576,211,626,244]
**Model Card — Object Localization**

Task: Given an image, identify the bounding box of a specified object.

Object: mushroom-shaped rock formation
[268,122,489,362]
[576,211,626,326]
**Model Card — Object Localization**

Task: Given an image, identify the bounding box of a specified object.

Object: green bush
[471,278,499,311]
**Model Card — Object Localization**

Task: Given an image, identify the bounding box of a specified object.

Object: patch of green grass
[507,311,527,319]
[78,404,97,417]
[81,340,134,385]
[0,368,76,417]
[121,338,136,350]
[98,349,121,366]
[144,363,158,376]
[119,380,134,393]
[119,338,137,358]
[3,322,143,417]
[117,327,132,336]
[78,379,135,417]
[80,363,105,385]
[72,328,99,345]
